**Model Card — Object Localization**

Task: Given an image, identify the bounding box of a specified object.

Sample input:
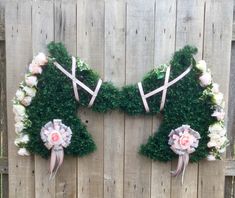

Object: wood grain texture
[32,1,55,198]
[151,0,176,197]
[124,1,154,198]
[5,1,35,198]
[77,0,105,197]
[104,1,125,198]
[198,0,233,198]
[54,1,77,197]
[171,0,205,197]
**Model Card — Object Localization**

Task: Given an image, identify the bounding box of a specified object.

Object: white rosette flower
[21,96,32,106]
[15,89,25,101]
[23,86,37,97]
[199,72,212,87]
[212,92,224,106]
[13,104,26,117]
[15,121,25,134]
[18,148,30,156]
[33,52,48,66]
[29,63,43,74]
[196,60,207,72]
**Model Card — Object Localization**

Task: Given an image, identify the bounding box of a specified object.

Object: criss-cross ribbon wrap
[53,57,102,107]
[138,65,192,112]
[168,125,200,184]
[41,119,72,179]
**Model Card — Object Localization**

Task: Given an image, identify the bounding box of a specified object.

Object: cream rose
[17,148,30,156]
[21,96,32,106]
[196,60,207,72]
[15,89,25,101]
[13,104,26,116]
[23,86,36,97]
[29,63,42,74]
[212,92,223,105]
[211,83,220,94]
[207,154,216,161]
[34,52,48,66]
[15,115,25,122]
[15,122,25,133]
[209,123,226,136]
[199,72,212,87]
[25,75,38,87]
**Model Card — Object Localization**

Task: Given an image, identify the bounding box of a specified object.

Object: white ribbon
[138,65,192,112]
[53,60,102,107]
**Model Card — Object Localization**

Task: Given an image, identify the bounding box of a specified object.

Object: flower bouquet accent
[168,125,200,183]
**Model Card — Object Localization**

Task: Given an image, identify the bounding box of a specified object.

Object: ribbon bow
[168,125,200,184]
[40,119,72,179]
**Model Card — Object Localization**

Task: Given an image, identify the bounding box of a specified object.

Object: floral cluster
[13,53,48,156]
[196,60,229,160]
[168,125,200,155]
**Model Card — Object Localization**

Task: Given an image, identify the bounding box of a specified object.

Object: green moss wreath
[13,42,228,164]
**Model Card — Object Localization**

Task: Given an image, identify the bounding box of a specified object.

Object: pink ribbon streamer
[40,119,72,179]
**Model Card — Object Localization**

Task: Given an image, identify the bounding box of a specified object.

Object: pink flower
[199,72,212,87]
[25,75,38,87]
[179,132,195,150]
[29,63,42,74]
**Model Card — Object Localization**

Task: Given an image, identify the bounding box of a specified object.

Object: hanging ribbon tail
[49,147,64,180]
[181,153,189,185]
[171,155,184,177]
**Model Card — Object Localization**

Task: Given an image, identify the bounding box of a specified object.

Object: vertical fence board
[124,1,154,198]
[104,1,125,198]
[198,0,233,197]
[5,1,35,198]
[151,0,176,197]
[171,0,205,197]
[77,0,105,197]
[54,1,77,197]
[32,1,55,198]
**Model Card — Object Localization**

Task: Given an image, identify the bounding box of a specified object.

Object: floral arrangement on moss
[13,42,228,176]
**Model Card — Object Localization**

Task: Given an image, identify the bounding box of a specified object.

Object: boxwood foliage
[25,42,215,162]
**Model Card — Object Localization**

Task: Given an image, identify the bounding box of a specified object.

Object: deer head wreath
[13,42,228,181]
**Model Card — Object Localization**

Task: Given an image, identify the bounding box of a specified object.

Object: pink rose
[29,63,42,74]
[199,72,212,87]
[21,96,32,106]
[25,75,38,87]
[179,132,195,150]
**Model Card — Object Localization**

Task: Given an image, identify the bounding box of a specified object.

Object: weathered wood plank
[54,1,77,198]
[124,1,155,198]
[198,0,233,198]
[0,158,8,174]
[0,1,4,41]
[171,0,205,197]
[32,1,55,198]
[5,1,35,197]
[104,1,125,198]
[77,0,105,197]
[151,1,176,198]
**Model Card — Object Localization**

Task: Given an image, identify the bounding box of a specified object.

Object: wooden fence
[2,0,235,197]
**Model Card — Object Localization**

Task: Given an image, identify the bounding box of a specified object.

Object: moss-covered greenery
[24,42,215,162]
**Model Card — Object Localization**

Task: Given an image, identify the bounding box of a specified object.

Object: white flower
[207,154,216,161]
[15,89,25,101]
[15,122,25,133]
[23,86,36,97]
[21,96,32,106]
[34,52,48,66]
[199,72,212,87]
[211,110,225,121]
[17,148,30,156]
[20,134,30,143]
[207,141,217,148]
[14,138,21,147]
[212,92,224,105]
[211,83,220,94]
[13,104,26,116]
[29,63,42,74]
[196,60,207,72]
[15,115,25,123]
[219,147,226,153]
[209,123,226,136]
[25,75,38,87]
